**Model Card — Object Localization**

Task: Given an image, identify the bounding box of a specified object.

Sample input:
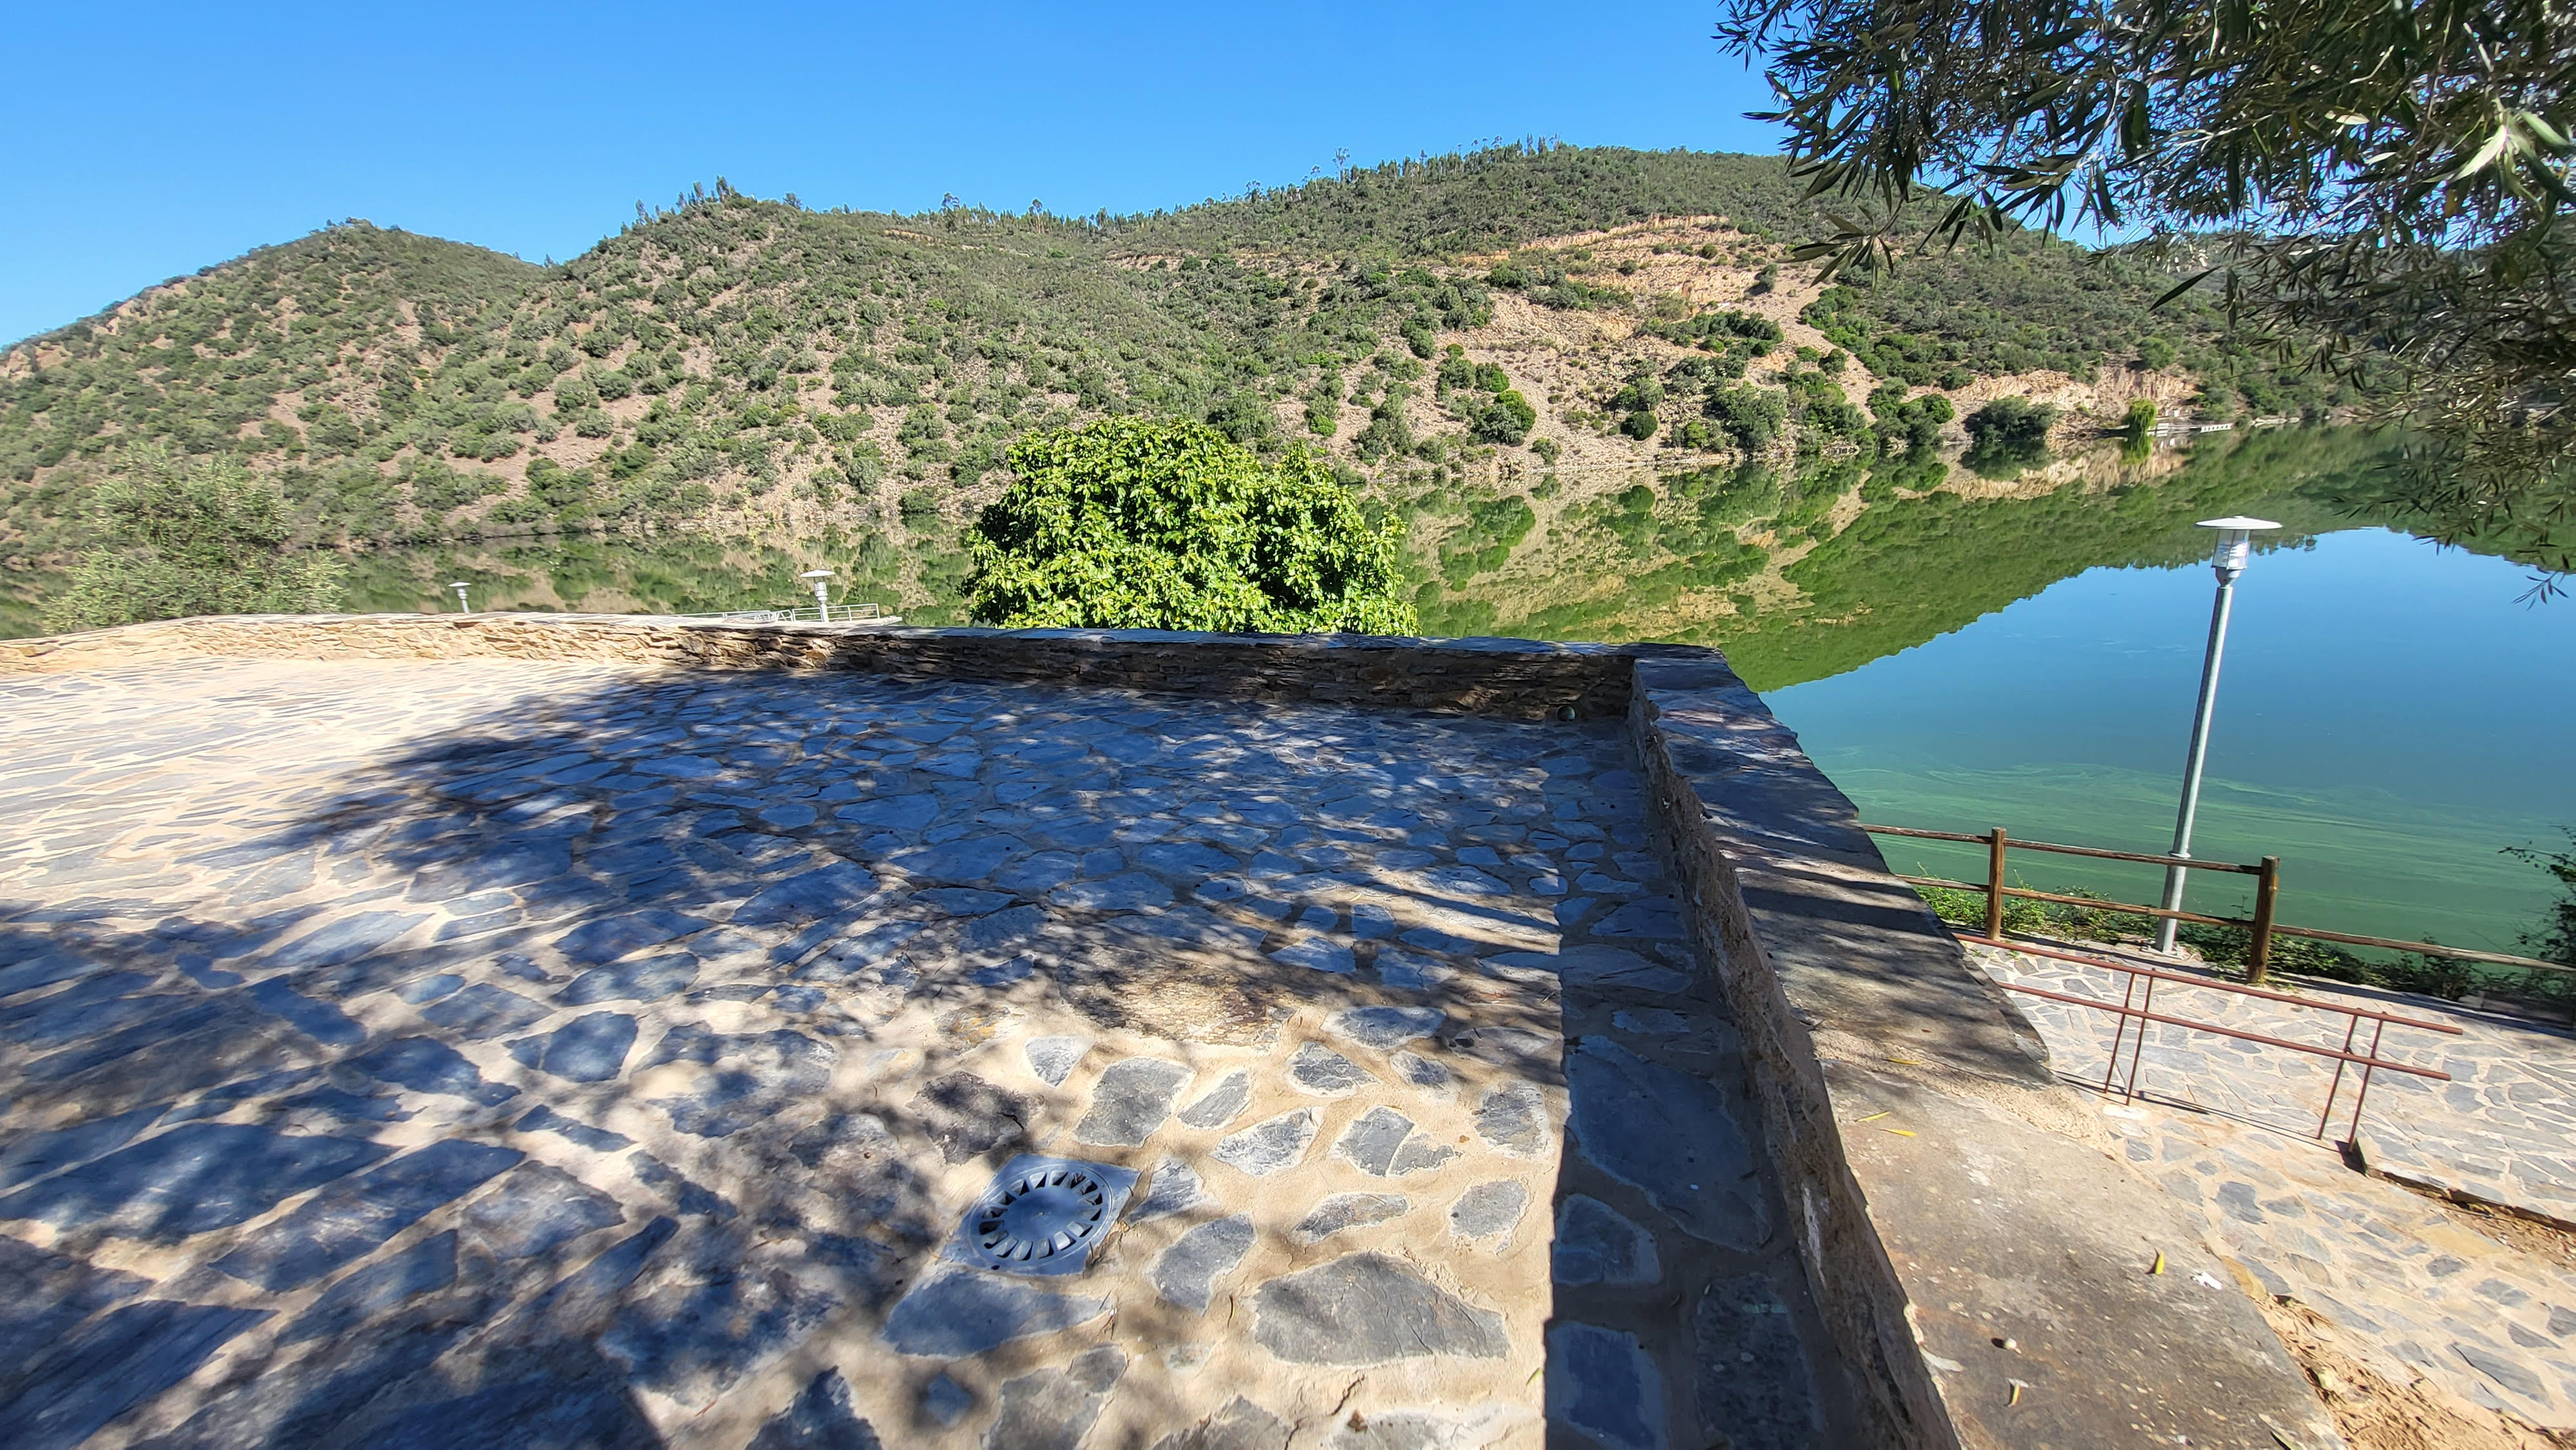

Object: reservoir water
[1767,526,2576,954]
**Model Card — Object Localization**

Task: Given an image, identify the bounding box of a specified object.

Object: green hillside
[0,145,2359,632]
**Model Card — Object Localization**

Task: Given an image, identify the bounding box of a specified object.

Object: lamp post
[450,581,473,614]
[799,569,835,623]
[2154,516,2280,952]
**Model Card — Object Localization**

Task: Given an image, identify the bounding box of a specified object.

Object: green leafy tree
[2506,833,2576,970]
[1470,390,1538,444]
[46,450,346,631]
[1706,385,1787,452]
[965,417,1414,634]
[1962,397,2058,473]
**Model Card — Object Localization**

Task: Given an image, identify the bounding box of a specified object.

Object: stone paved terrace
[1976,943,2576,1431]
[0,655,1848,1448]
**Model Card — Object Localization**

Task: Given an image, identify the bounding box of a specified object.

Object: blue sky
[1,2,1785,346]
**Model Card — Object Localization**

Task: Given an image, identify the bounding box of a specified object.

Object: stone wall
[1627,654,2344,1449]
[1,612,2344,1447]
[0,614,1642,721]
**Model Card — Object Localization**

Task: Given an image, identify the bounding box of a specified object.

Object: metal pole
[2154,565,2240,951]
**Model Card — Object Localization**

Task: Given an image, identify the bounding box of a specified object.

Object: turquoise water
[1767,527,2576,954]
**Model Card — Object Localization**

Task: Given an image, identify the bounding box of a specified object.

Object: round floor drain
[949,1155,1138,1276]
[978,1163,1106,1264]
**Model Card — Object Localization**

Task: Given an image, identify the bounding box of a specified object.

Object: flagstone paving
[1975,943,2576,1429]
[0,658,1850,1449]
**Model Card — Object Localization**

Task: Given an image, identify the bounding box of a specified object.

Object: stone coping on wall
[3,613,2344,1447]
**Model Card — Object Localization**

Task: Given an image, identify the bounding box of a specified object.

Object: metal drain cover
[945,1155,1139,1277]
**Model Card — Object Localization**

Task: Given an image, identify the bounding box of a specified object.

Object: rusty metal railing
[1961,935,2463,1140]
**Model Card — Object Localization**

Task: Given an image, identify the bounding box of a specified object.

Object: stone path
[1976,943,2576,1429]
[0,659,1845,1449]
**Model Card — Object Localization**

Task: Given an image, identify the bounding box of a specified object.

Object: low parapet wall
[1,613,2342,1447]
[0,612,1642,721]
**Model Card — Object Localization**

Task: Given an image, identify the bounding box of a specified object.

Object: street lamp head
[2195,516,2280,579]
[799,569,834,579]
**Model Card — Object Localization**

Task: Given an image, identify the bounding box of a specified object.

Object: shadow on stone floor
[0,661,1855,1447]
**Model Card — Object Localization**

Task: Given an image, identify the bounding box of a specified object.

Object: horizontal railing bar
[1861,825,1989,845]
[1863,824,2262,874]
[1997,981,2456,1078]
[1958,934,2466,1034]
[2266,925,2576,976]
[1891,874,2250,929]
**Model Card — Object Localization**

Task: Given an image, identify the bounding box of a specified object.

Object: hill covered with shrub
[0,144,2359,629]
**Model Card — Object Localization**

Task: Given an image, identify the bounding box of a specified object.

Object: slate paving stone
[1177,1069,1252,1129]
[909,1071,1034,1163]
[1546,1323,1667,1450]
[355,1373,663,1450]
[983,1345,1128,1450]
[642,1023,838,1136]
[460,1163,625,1259]
[1591,898,1684,941]
[1491,944,1690,995]
[556,952,699,1005]
[1209,1109,1320,1177]
[1293,1192,1410,1243]
[0,1298,274,1450]
[1567,1039,1766,1247]
[1270,937,1357,975]
[416,982,551,1039]
[1471,1082,1549,1157]
[1326,1006,1444,1050]
[734,863,884,927]
[748,1369,884,1450]
[922,1373,977,1427]
[1131,1158,1210,1223]
[0,1104,169,1192]
[895,838,1020,883]
[1152,1214,1256,1312]
[274,1229,459,1346]
[880,1270,1114,1357]
[1074,1058,1192,1147]
[213,1140,521,1290]
[1251,1252,1509,1365]
[0,1238,149,1371]
[1692,1274,1818,1445]
[260,910,428,969]
[1052,874,1175,912]
[507,1012,638,1084]
[513,1104,632,1152]
[0,1121,390,1240]
[1448,1181,1528,1244]
[1145,1397,1293,1450]
[347,1035,520,1106]
[601,1228,867,1410]
[1553,1196,1662,1287]
[1289,1043,1372,1097]
[552,909,708,965]
[1023,1035,1091,1086]
[244,979,368,1046]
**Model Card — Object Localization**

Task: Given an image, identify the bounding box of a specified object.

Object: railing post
[2248,856,2280,986]
[1985,827,2008,941]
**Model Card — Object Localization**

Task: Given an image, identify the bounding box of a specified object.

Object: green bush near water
[963,416,1414,634]
[44,449,346,631]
